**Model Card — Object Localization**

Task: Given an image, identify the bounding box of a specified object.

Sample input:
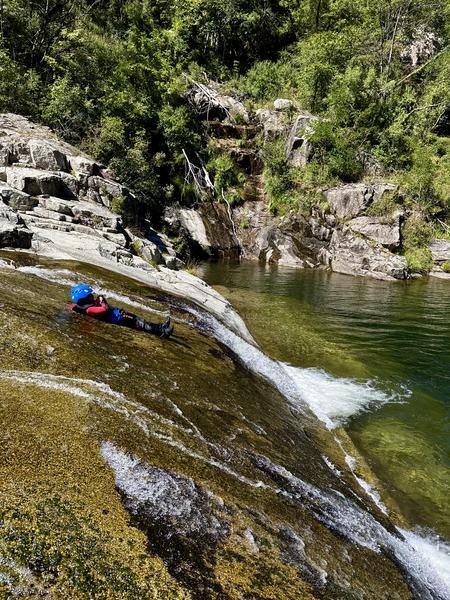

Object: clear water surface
[199,262,450,541]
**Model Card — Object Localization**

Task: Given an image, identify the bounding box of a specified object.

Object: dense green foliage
[1,0,450,233]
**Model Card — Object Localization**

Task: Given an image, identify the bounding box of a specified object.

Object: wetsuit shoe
[160,318,173,338]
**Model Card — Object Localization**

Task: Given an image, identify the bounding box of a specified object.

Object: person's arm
[69,302,82,313]
[85,300,109,317]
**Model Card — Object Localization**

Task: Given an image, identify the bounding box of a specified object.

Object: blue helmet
[71,283,94,304]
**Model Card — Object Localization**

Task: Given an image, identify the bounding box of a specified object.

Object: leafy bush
[405,248,434,274]
[206,152,245,205]
[262,137,334,215]
[111,195,127,215]
[399,143,450,216]
[441,261,450,273]
[367,192,399,217]
[0,49,41,117]
[402,217,434,251]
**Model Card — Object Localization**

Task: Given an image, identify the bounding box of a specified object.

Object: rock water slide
[0,114,449,597]
[0,255,449,598]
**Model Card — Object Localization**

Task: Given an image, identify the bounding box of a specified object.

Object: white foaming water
[282,365,395,427]
[17,266,79,287]
[259,456,450,599]
[344,453,388,515]
[96,289,166,318]
[101,441,227,539]
[0,259,16,269]
[400,531,450,592]
[196,310,398,429]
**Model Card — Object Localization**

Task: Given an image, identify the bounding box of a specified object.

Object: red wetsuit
[69,300,110,320]
[69,298,168,335]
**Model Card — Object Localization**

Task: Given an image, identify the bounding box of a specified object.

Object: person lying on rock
[69,284,173,338]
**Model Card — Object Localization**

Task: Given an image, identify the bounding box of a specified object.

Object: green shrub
[111,195,127,215]
[402,217,434,251]
[405,247,434,274]
[234,60,294,103]
[367,192,399,217]
[206,152,245,205]
[441,261,450,273]
[398,143,450,216]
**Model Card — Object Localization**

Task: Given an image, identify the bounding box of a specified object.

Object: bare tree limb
[221,188,243,256]
[437,218,450,231]
[182,149,214,200]
[389,45,449,90]
[404,101,448,119]
[386,1,412,79]
[432,106,448,130]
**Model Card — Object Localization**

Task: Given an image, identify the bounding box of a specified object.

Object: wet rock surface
[0,254,448,599]
[0,114,257,339]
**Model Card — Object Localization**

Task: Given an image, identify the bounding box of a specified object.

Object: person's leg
[117,310,138,329]
[118,310,173,337]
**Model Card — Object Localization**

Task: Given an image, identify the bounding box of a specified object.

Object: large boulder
[165,204,239,259]
[187,83,249,123]
[330,228,407,280]
[255,108,287,140]
[176,208,212,253]
[286,112,318,168]
[68,155,97,176]
[87,176,125,208]
[29,140,69,171]
[0,113,91,171]
[429,239,450,263]
[0,182,37,210]
[5,167,77,199]
[0,204,33,249]
[37,195,75,217]
[273,98,295,111]
[324,183,397,220]
[347,215,402,250]
[256,213,331,268]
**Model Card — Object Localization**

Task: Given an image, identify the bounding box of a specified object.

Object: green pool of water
[199,262,450,541]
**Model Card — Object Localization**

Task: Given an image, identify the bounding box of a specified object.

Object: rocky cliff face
[169,88,450,281]
[163,92,411,281]
[0,113,179,269]
[167,177,410,280]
